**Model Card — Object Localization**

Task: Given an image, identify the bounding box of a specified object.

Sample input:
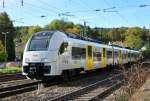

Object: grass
[0,67,22,74]
[115,93,129,101]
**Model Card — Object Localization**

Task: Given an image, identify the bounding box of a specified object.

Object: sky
[0,0,150,28]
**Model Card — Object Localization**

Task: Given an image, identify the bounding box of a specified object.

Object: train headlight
[25,58,30,62]
[41,58,49,62]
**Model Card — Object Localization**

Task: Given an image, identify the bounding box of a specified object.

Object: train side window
[72,47,80,59]
[114,51,118,58]
[94,52,101,61]
[72,47,86,59]
[81,48,86,58]
[59,42,68,55]
[122,53,126,59]
[107,50,112,58]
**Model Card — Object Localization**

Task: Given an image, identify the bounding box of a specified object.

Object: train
[22,30,140,80]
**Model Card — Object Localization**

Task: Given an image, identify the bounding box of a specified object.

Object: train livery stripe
[86,45,93,70]
[101,48,107,68]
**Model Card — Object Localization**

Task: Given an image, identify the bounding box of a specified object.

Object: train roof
[36,30,140,53]
[65,32,138,51]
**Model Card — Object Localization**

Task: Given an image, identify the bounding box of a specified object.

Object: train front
[22,30,64,80]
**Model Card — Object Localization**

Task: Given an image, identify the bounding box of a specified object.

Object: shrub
[0,41,7,62]
[0,67,21,73]
[142,49,150,60]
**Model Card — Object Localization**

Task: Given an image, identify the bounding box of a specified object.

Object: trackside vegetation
[0,41,7,62]
[0,67,21,74]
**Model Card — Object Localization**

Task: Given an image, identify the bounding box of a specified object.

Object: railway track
[0,69,120,100]
[0,73,26,82]
[0,67,131,100]
[0,80,41,98]
[49,73,123,101]
[0,77,63,98]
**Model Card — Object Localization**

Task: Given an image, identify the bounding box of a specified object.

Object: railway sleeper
[67,80,122,101]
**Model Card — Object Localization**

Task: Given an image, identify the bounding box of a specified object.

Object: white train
[22,30,140,80]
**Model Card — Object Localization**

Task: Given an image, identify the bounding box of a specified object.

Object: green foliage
[45,19,66,31]
[45,19,81,33]
[142,43,150,59]
[15,26,29,43]
[142,50,150,59]
[0,67,21,73]
[0,41,7,61]
[0,12,15,61]
[123,27,143,49]
[107,28,126,41]
[14,19,150,52]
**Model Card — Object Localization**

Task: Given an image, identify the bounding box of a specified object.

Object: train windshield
[28,31,53,51]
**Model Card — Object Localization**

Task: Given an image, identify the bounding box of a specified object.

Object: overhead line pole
[83,20,87,37]
[148,24,150,49]
[2,0,4,8]
[21,0,23,6]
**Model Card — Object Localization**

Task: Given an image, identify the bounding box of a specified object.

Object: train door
[86,45,93,70]
[101,48,107,68]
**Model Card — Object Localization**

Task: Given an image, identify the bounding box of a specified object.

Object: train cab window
[28,31,53,51]
[59,42,68,55]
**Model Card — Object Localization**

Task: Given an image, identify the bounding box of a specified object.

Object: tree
[15,26,29,43]
[86,27,100,39]
[0,12,15,61]
[107,28,126,42]
[0,41,7,62]
[124,27,143,49]
[45,19,65,31]
[21,26,42,43]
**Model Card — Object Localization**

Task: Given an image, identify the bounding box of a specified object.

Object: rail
[0,73,25,82]
[49,73,124,101]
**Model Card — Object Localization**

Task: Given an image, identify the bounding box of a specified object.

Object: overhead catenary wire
[103,0,132,25]
[37,0,64,12]
[20,0,60,15]
[1,0,150,27]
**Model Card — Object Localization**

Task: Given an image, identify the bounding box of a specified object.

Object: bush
[115,63,149,101]
[0,67,21,73]
[142,49,150,60]
[0,41,7,62]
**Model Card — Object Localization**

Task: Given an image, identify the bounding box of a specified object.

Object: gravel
[0,79,37,89]
[1,69,121,101]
